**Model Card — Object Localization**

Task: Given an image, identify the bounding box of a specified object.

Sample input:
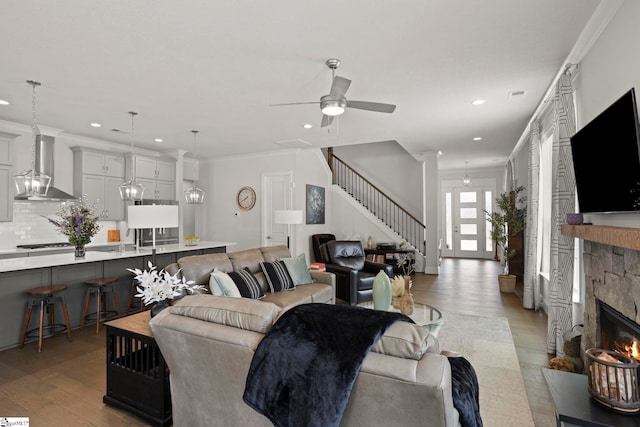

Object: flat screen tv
[570,88,640,214]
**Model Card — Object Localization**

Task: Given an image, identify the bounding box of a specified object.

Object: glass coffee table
[357,299,443,337]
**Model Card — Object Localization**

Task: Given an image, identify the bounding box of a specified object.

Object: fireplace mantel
[561,224,640,251]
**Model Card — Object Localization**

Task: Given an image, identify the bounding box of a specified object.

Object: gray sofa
[150,295,461,426]
[164,245,336,309]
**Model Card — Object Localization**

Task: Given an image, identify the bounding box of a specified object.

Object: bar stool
[81,277,121,333]
[20,284,73,353]
[127,273,144,315]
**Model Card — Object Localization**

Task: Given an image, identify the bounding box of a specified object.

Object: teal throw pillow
[210,269,242,298]
[280,253,313,286]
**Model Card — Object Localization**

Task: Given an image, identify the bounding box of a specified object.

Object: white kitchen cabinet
[134,156,175,182]
[78,150,125,177]
[0,165,13,221]
[73,148,125,220]
[127,155,175,200]
[0,131,17,222]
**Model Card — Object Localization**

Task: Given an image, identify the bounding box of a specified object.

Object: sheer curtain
[546,72,577,356]
[523,121,540,309]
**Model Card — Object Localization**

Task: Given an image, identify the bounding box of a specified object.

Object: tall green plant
[485,184,526,275]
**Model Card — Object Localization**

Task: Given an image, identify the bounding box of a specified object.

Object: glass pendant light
[463,162,472,187]
[184,130,205,204]
[14,80,51,197]
[119,111,145,201]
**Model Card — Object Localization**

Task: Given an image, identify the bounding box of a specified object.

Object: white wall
[573,0,640,227]
[333,141,423,218]
[206,148,332,261]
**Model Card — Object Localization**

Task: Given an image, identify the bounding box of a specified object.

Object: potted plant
[485,184,526,293]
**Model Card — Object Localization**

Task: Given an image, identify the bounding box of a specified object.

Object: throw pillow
[210,269,242,298]
[228,268,265,299]
[280,253,313,286]
[260,261,294,292]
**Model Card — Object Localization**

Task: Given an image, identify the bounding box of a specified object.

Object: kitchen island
[0,241,234,351]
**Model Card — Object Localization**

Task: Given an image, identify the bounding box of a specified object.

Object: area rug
[437,312,535,426]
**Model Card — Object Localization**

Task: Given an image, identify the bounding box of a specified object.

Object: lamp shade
[127,205,179,229]
[274,210,303,225]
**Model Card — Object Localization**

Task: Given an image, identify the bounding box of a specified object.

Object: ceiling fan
[271,58,396,128]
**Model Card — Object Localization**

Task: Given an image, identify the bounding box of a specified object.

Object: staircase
[328,151,426,255]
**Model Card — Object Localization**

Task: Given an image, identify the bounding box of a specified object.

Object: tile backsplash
[0,202,123,250]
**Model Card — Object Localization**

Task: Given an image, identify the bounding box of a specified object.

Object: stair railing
[328,151,426,255]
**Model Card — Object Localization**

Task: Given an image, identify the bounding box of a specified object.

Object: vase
[372,270,392,311]
[150,300,170,318]
[400,293,414,315]
[75,246,85,259]
[403,275,412,293]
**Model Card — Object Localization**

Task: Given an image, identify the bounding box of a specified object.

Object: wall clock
[236,186,256,211]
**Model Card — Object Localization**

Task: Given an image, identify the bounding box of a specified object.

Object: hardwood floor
[410,258,555,427]
[0,258,555,426]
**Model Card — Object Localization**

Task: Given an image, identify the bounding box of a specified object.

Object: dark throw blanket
[448,356,483,427]
[243,303,413,427]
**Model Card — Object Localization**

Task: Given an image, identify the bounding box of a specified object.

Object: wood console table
[103,311,171,426]
[365,248,415,275]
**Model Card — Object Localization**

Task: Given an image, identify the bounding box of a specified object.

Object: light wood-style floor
[0,258,555,426]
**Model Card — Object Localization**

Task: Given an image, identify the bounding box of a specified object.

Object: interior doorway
[262,171,293,247]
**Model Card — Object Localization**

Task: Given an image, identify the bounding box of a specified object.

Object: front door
[447,186,494,259]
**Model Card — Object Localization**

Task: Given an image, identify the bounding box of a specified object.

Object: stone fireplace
[580,238,640,359]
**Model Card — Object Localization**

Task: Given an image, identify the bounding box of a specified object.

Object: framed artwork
[306,185,325,224]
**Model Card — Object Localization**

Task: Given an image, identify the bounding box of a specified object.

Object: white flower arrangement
[128,261,207,306]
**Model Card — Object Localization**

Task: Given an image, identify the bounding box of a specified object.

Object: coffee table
[357,300,443,337]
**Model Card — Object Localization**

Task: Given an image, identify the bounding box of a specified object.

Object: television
[570,88,640,214]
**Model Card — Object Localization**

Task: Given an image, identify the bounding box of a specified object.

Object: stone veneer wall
[581,240,640,356]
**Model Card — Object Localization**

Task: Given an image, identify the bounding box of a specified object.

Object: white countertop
[0,241,235,273]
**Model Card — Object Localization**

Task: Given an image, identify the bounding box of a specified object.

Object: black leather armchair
[325,240,393,305]
[311,233,336,263]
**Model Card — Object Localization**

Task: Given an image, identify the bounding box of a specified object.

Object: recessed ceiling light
[471,99,485,105]
[437,150,443,156]
[473,137,482,141]
[0,100,9,106]
[90,122,101,128]
[154,138,163,142]
[303,124,313,129]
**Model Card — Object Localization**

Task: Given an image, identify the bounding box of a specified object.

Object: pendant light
[463,162,472,187]
[14,80,51,197]
[184,130,205,204]
[118,111,145,201]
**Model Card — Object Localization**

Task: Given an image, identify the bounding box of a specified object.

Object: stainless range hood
[14,134,77,201]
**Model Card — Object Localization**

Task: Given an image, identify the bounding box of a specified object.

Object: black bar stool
[20,284,73,352]
[81,277,121,333]
[127,272,144,315]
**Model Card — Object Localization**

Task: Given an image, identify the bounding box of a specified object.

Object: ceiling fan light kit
[320,95,346,116]
[270,58,396,127]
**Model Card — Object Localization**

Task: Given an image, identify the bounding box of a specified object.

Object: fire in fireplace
[600,302,640,362]
[589,301,640,413]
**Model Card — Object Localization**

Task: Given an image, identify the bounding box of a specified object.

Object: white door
[452,186,493,259]
[262,172,292,247]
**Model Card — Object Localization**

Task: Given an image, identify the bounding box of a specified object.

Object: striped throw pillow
[228,268,264,299]
[260,261,294,292]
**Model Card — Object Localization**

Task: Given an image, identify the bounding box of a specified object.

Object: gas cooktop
[16,242,72,250]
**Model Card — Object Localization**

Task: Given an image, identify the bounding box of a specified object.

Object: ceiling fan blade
[329,76,351,98]
[269,101,319,107]
[321,114,334,128]
[347,100,396,113]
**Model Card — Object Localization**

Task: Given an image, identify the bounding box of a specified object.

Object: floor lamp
[274,210,303,249]
[128,205,179,264]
